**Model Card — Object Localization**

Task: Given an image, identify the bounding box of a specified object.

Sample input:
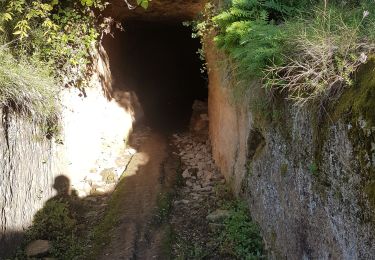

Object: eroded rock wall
[105,0,208,21]
[0,45,135,258]
[206,40,375,259]
[0,111,63,256]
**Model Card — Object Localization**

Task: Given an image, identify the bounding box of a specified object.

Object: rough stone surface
[25,240,51,257]
[0,111,62,257]
[206,38,375,259]
[170,132,228,258]
[105,0,208,21]
[206,209,230,222]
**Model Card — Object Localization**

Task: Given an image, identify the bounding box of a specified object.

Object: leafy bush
[219,200,264,259]
[23,198,84,259]
[211,0,375,105]
[0,0,151,125]
[212,0,313,77]
[0,0,107,87]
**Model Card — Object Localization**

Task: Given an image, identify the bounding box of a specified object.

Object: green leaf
[137,0,149,9]
[51,0,59,6]
[3,13,13,21]
[81,0,93,7]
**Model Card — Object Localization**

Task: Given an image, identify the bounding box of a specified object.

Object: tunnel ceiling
[105,0,208,21]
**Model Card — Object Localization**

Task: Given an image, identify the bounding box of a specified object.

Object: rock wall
[0,45,135,258]
[105,0,208,21]
[206,40,375,259]
[0,110,63,256]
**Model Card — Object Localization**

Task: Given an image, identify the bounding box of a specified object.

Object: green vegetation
[154,192,175,224]
[176,242,209,260]
[18,198,84,259]
[335,58,375,126]
[199,0,375,105]
[331,58,375,213]
[309,163,319,175]
[0,0,104,129]
[0,47,58,124]
[82,185,124,259]
[219,200,264,259]
[0,0,107,86]
[160,225,176,259]
[0,0,150,127]
[280,163,288,177]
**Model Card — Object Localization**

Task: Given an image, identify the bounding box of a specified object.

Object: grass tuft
[0,45,59,125]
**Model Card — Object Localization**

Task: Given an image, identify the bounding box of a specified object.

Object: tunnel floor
[103,21,208,133]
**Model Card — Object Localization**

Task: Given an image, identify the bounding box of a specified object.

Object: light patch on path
[99,132,167,259]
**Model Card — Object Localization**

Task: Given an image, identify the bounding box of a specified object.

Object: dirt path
[99,131,167,259]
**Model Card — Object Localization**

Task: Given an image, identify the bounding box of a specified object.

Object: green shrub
[211,0,375,105]
[0,0,107,87]
[219,200,264,259]
[23,198,84,259]
[212,0,314,77]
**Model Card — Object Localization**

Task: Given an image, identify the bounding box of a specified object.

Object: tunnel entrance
[103,21,208,133]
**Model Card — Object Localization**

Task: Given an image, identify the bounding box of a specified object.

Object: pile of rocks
[170,133,229,257]
[173,133,224,196]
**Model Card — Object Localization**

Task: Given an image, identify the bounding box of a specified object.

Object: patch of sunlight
[123,152,150,177]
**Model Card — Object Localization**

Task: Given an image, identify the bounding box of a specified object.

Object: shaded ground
[98,129,168,259]
[94,130,243,260]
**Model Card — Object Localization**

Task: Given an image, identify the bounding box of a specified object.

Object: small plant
[154,192,174,224]
[246,161,253,177]
[219,200,264,259]
[280,163,288,177]
[309,163,319,175]
[21,198,84,259]
[265,7,375,106]
[175,240,209,260]
[160,225,175,259]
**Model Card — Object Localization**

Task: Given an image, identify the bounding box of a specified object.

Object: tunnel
[103,21,208,133]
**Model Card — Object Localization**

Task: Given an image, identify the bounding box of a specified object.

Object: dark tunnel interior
[103,21,208,133]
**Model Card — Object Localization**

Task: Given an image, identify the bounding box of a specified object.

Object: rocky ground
[22,101,263,259]
[169,133,234,259]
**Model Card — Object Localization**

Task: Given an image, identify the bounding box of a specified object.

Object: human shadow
[10,175,85,259]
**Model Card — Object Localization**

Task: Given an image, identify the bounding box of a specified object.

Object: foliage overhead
[0,0,150,86]
[0,0,106,85]
[0,0,150,127]
[205,0,375,105]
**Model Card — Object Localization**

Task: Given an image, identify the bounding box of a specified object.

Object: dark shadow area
[0,231,24,259]
[0,176,74,259]
[103,21,208,133]
[4,176,87,259]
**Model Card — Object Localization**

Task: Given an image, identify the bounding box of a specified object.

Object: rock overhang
[105,0,208,22]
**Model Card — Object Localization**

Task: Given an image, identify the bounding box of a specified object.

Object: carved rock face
[105,0,208,21]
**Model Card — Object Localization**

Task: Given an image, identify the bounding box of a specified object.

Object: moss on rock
[334,58,375,125]
[330,58,375,217]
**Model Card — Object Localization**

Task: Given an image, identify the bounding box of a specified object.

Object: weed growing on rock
[0,46,59,126]
[219,200,265,259]
[154,192,174,224]
[19,198,84,259]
